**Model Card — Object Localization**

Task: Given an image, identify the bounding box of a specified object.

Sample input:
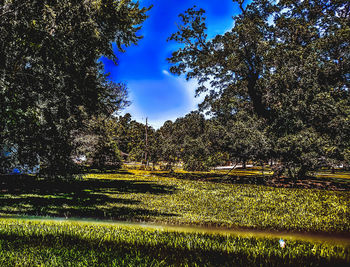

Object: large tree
[168,0,350,178]
[0,0,149,176]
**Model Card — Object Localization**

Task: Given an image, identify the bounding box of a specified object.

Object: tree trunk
[331,167,335,174]
[297,166,308,179]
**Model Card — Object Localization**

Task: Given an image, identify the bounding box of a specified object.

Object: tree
[157,121,176,170]
[90,117,122,171]
[176,112,209,171]
[0,0,149,176]
[225,113,270,168]
[146,127,160,169]
[127,120,148,162]
[157,112,223,171]
[202,110,271,170]
[168,0,350,178]
[72,115,122,171]
[114,113,159,168]
[115,113,133,155]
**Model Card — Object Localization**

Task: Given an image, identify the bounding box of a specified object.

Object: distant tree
[0,0,149,176]
[176,112,210,171]
[127,120,148,162]
[202,120,230,167]
[182,136,210,171]
[114,113,159,168]
[203,111,271,169]
[158,120,179,170]
[224,114,270,168]
[147,128,160,169]
[72,115,122,171]
[115,113,133,155]
[157,112,222,171]
[168,0,350,178]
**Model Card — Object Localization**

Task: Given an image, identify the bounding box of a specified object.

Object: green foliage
[114,113,133,155]
[177,112,211,171]
[72,115,122,171]
[127,121,148,163]
[274,128,329,178]
[168,0,350,178]
[0,0,149,176]
[114,114,158,165]
[206,111,271,167]
[183,155,210,171]
[157,112,224,171]
[157,120,180,169]
[91,140,122,170]
[0,219,348,266]
[155,110,271,171]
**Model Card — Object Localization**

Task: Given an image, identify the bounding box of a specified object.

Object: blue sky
[101,0,241,128]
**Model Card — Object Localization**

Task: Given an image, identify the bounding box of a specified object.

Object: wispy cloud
[121,74,205,129]
[162,69,171,76]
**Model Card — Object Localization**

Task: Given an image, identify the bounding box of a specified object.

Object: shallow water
[3,215,350,246]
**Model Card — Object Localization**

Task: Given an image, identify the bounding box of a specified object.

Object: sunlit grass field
[0,169,349,266]
[0,219,349,266]
[0,169,349,232]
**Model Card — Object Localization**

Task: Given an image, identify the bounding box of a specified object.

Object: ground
[0,167,349,266]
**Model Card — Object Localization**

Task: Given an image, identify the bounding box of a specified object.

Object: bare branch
[237,0,246,15]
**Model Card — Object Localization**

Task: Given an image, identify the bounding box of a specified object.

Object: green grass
[0,170,349,232]
[0,219,348,266]
[1,170,349,265]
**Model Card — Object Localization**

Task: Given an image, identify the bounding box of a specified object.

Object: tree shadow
[151,171,350,191]
[0,173,177,220]
[80,168,134,175]
[151,171,268,184]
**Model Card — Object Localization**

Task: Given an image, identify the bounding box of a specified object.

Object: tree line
[76,108,349,178]
[1,0,349,179]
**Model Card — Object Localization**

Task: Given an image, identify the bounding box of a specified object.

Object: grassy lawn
[0,169,349,233]
[0,219,348,266]
[1,169,349,266]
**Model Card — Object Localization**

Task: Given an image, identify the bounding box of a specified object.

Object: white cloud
[121,75,206,129]
[162,69,171,76]
[177,76,204,111]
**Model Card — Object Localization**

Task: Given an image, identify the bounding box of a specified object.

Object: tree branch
[0,3,26,18]
[237,0,246,15]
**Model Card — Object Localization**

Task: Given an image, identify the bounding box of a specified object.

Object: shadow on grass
[0,173,177,220]
[80,168,135,175]
[151,171,350,191]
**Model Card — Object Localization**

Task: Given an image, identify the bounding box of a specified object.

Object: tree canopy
[168,0,350,178]
[0,0,149,176]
